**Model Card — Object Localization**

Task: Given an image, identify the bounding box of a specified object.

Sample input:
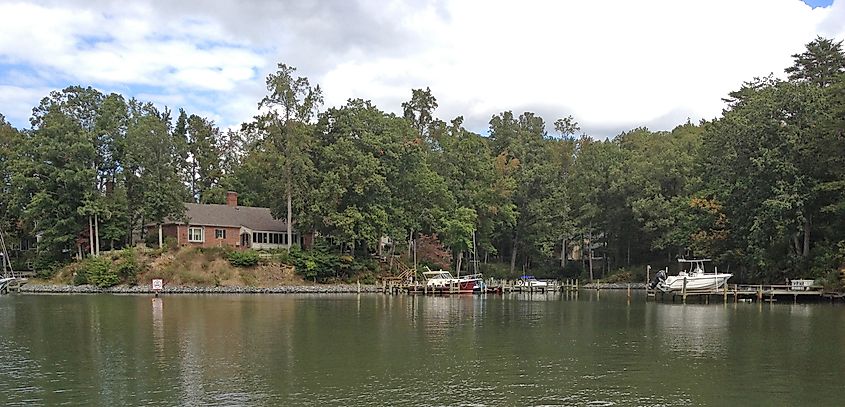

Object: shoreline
[19,283,381,294]
[15,281,649,294]
[581,282,647,290]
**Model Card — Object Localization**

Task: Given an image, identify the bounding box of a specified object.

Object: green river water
[1,291,843,406]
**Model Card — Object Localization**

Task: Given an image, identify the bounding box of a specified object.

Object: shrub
[288,245,340,282]
[77,256,120,288]
[199,246,231,261]
[603,270,634,283]
[164,236,178,251]
[228,250,260,267]
[33,253,64,279]
[115,248,140,285]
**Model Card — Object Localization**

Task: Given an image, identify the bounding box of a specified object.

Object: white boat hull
[661,274,732,292]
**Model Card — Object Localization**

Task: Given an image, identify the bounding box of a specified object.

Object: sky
[0,0,844,138]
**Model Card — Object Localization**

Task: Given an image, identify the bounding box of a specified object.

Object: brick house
[150,192,306,249]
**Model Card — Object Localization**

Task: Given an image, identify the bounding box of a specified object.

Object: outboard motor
[649,269,667,289]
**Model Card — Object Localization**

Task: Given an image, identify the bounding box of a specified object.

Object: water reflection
[655,304,729,357]
[1,293,844,406]
[151,297,164,366]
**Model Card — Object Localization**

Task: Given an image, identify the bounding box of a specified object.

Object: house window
[188,227,204,243]
[215,229,226,239]
[252,232,268,244]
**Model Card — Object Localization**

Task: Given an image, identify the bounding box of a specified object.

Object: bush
[33,253,64,279]
[228,250,260,267]
[77,256,120,288]
[115,248,140,285]
[199,246,231,261]
[603,270,634,283]
[164,236,178,250]
[288,245,340,282]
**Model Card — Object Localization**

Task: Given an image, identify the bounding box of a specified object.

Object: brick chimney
[225,191,238,207]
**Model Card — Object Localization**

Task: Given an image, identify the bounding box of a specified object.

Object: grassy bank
[42,245,381,289]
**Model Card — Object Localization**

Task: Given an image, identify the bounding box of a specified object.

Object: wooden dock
[378,278,568,295]
[648,283,834,304]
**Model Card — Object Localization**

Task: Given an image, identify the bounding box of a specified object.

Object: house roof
[175,203,290,232]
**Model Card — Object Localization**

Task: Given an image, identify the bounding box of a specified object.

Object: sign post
[152,278,163,297]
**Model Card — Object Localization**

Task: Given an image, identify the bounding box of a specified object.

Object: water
[1,291,843,406]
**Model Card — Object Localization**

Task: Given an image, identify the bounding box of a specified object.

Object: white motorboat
[653,259,731,292]
[422,269,479,294]
[515,275,548,288]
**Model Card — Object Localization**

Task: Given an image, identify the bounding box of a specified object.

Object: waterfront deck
[647,283,836,303]
[379,278,570,294]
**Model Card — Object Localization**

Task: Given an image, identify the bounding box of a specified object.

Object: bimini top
[678,259,711,263]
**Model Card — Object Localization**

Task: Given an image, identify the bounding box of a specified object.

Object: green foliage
[5,41,845,286]
[227,250,260,267]
[32,254,64,279]
[285,243,376,283]
[114,248,141,285]
[76,256,120,288]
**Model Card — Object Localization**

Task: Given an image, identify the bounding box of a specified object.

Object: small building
[150,192,304,249]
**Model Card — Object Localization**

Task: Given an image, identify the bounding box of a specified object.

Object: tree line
[1,37,844,283]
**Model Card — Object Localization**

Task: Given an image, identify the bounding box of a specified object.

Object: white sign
[152,279,163,291]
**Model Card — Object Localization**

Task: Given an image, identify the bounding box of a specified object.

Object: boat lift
[0,228,27,294]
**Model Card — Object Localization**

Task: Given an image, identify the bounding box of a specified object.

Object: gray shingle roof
[177,203,289,232]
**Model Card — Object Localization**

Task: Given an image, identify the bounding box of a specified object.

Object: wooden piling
[682,277,687,303]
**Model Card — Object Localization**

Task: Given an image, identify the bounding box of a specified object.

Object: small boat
[422,269,479,294]
[515,275,548,288]
[652,259,731,292]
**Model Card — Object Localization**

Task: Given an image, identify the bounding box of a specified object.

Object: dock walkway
[648,283,835,303]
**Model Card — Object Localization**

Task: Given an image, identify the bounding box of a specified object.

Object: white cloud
[0,0,843,136]
[320,0,843,135]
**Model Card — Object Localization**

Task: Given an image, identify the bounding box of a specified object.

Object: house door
[240,233,251,248]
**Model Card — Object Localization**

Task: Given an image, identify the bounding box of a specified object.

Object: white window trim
[188,227,205,243]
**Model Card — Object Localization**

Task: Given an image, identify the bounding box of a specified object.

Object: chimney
[225,191,238,207]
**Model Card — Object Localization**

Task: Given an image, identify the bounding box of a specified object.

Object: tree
[186,114,223,203]
[402,87,439,141]
[124,100,186,247]
[702,78,832,280]
[442,207,477,275]
[786,36,845,88]
[259,63,323,248]
[488,111,560,274]
[12,93,99,259]
[0,114,21,245]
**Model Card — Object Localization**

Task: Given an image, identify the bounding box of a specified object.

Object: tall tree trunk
[286,182,293,248]
[94,213,100,256]
[802,216,811,257]
[456,250,463,276]
[88,216,94,257]
[588,224,594,282]
[560,238,566,268]
[510,237,518,274]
